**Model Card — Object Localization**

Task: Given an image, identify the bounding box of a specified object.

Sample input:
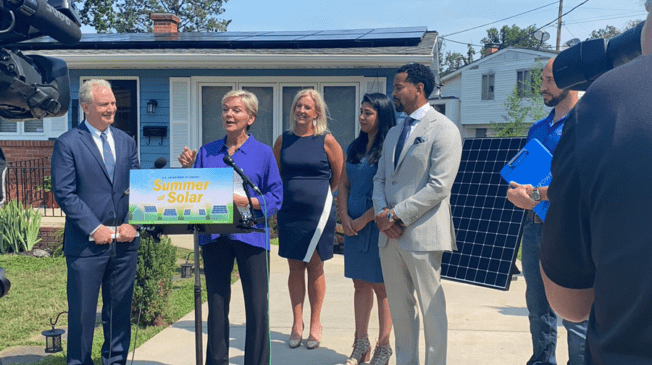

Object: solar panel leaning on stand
[443,137,527,290]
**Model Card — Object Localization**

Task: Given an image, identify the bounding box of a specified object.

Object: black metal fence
[3,156,63,216]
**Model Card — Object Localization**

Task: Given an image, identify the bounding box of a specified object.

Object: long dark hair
[347,93,396,165]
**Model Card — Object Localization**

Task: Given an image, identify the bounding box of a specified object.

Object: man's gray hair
[79,79,112,104]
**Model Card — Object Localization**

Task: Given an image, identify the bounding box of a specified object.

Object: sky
[81,0,648,58]
[223,0,647,56]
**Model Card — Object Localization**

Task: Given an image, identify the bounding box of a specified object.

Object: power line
[440,38,484,47]
[504,0,591,48]
[563,13,646,24]
[441,1,558,37]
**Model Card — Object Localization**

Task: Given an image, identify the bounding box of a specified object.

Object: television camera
[0,0,82,297]
[553,21,646,90]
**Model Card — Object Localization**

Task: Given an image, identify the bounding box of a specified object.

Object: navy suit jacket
[52,123,140,257]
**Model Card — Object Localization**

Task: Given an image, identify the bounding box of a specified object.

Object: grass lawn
[0,244,242,365]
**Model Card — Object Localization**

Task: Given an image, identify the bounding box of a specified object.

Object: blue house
[7,14,439,168]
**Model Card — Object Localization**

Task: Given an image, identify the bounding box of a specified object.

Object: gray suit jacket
[373,106,462,252]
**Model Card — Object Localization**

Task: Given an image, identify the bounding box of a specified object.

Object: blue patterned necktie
[100,132,115,182]
[394,117,415,168]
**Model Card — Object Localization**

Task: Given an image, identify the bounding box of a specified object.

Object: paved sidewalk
[129,234,571,365]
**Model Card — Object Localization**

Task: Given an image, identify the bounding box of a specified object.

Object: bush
[131,235,177,326]
[0,200,42,253]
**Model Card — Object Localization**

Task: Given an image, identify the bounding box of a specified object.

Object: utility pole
[556,0,563,51]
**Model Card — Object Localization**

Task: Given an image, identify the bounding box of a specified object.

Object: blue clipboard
[500,139,552,221]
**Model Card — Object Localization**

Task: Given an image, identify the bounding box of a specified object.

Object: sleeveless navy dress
[277,131,336,262]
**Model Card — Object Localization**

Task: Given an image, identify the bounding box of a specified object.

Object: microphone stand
[238,181,258,229]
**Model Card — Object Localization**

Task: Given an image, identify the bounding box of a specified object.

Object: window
[475,128,487,138]
[482,74,494,100]
[517,70,536,96]
[433,104,446,115]
[0,119,43,134]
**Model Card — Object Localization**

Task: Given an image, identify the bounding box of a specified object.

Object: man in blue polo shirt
[506,58,587,365]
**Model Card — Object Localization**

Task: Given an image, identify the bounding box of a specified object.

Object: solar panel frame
[443,137,527,291]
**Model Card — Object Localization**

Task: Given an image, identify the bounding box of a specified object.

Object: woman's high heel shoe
[288,324,303,348]
[305,326,322,350]
[344,336,371,365]
[368,343,393,365]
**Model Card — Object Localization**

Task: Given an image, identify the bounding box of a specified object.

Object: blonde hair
[79,79,111,104]
[222,90,258,117]
[288,89,329,135]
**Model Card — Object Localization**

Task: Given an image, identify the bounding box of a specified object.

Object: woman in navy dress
[337,93,396,365]
[273,89,343,349]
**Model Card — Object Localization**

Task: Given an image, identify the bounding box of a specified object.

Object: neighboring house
[431,47,558,139]
[1,14,439,168]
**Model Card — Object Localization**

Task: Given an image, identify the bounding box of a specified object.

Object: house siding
[441,49,555,137]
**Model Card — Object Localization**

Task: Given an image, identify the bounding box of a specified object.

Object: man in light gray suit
[373,63,462,365]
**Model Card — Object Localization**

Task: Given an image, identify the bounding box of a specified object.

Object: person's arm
[507,182,549,210]
[324,134,343,193]
[273,135,283,178]
[541,266,594,322]
[51,138,102,236]
[337,164,356,236]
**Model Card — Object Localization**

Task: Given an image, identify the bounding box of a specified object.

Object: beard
[543,89,569,107]
[393,98,404,113]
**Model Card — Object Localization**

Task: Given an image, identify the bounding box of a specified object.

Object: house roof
[17,27,438,69]
[441,46,557,82]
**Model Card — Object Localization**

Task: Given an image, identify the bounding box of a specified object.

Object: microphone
[7,0,83,45]
[223,155,262,195]
[154,157,167,169]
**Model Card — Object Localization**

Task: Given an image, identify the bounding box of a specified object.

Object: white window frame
[482,74,495,101]
[197,82,236,146]
[320,82,361,137]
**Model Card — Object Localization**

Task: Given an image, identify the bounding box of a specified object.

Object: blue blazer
[52,123,140,257]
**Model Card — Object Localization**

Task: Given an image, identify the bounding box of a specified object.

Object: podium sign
[129,168,234,225]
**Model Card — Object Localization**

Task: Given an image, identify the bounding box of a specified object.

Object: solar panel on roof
[184,209,191,215]
[358,32,426,40]
[163,209,177,216]
[443,137,527,291]
[198,209,206,216]
[369,26,428,33]
[144,206,157,213]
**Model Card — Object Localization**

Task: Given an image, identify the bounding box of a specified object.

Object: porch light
[147,99,158,114]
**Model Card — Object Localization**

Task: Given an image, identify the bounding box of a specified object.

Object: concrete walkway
[129,234,572,365]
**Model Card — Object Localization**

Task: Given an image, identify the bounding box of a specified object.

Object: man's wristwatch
[530,188,541,202]
[387,211,396,223]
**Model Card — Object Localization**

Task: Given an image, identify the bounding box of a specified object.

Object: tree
[440,44,477,75]
[589,25,621,40]
[481,24,550,55]
[491,63,546,137]
[589,20,643,40]
[79,0,231,33]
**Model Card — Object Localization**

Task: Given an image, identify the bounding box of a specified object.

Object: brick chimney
[151,13,179,33]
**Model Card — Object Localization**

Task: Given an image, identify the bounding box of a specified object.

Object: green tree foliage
[491,64,546,137]
[481,24,550,55]
[79,0,231,33]
[441,44,477,75]
[589,20,643,40]
[589,25,621,39]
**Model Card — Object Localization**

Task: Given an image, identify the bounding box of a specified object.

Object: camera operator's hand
[117,224,138,243]
[507,181,538,210]
[92,225,114,245]
[178,146,197,168]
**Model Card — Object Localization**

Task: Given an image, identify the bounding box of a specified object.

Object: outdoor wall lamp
[147,99,158,114]
[181,252,193,279]
[42,311,67,353]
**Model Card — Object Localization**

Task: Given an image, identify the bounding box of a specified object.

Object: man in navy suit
[52,79,140,365]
